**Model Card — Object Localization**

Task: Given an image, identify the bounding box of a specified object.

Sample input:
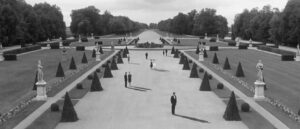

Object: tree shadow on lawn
[127,86,151,92]
[174,114,210,123]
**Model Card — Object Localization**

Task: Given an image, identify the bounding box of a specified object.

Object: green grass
[186,49,300,128]
[25,100,79,129]
[0,101,45,129]
[175,38,228,47]
[0,49,94,113]
[185,60,273,129]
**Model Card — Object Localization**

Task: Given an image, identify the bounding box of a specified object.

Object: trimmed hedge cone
[111,57,118,70]
[69,57,77,70]
[92,49,96,58]
[182,57,190,70]
[117,54,123,63]
[199,72,211,91]
[103,64,113,78]
[235,62,245,77]
[90,72,103,91]
[81,52,88,64]
[223,91,241,121]
[173,49,179,58]
[56,62,65,77]
[124,46,129,54]
[179,54,185,64]
[99,46,103,54]
[122,50,127,58]
[204,49,208,58]
[32,71,38,90]
[61,92,78,122]
[196,45,200,54]
[190,63,199,78]
[212,53,219,64]
[223,57,231,70]
[171,46,175,54]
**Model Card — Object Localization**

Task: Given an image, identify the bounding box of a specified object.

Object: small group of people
[163,49,168,56]
[124,72,132,88]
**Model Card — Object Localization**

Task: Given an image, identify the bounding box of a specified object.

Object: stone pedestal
[236,41,240,47]
[199,53,204,61]
[0,53,4,61]
[35,81,47,101]
[96,52,101,61]
[254,81,265,100]
[295,55,300,61]
[249,43,253,47]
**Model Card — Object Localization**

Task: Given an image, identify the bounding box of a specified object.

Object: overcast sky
[26,0,288,27]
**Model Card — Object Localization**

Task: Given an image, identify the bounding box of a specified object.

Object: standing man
[150,60,153,69]
[170,92,177,115]
[127,54,130,63]
[124,72,128,88]
[128,72,132,87]
[165,49,168,56]
[145,52,148,59]
[163,50,165,56]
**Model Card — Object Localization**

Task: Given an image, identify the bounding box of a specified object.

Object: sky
[26,0,288,27]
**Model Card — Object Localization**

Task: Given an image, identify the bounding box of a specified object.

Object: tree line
[232,0,300,47]
[70,6,148,36]
[157,9,229,38]
[0,0,66,46]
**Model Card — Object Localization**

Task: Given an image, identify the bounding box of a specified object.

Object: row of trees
[232,0,300,47]
[70,6,148,36]
[0,0,66,46]
[157,9,229,38]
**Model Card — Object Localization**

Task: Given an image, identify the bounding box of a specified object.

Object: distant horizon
[26,0,288,27]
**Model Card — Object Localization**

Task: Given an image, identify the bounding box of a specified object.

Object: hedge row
[136,42,163,48]
[50,43,60,49]
[3,45,41,55]
[63,39,77,46]
[257,45,295,61]
[209,46,218,51]
[238,44,248,49]
[76,46,85,51]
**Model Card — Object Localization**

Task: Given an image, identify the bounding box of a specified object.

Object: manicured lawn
[175,38,228,46]
[186,49,300,128]
[25,100,79,129]
[183,58,274,129]
[70,38,130,47]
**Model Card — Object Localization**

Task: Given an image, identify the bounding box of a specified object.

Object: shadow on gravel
[153,68,169,72]
[174,114,210,123]
[127,86,151,92]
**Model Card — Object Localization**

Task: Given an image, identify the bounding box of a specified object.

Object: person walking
[127,54,130,63]
[124,72,128,88]
[128,72,132,87]
[145,52,148,59]
[170,92,177,115]
[150,60,153,69]
[163,51,165,56]
[165,49,168,56]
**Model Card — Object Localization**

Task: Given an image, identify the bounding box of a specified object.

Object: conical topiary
[223,91,241,121]
[117,54,123,63]
[179,54,185,64]
[90,72,103,91]
[196,45,200,54]
[81,52,88,64]
[235,62,245,77]
[171,46,175,54]
[190,63,199,78]
[174,49,179,58]
[32,71,38,90]
[124,46,129,54]
[122,50,127,58]
[212,53,219,64]
[223,57,231,70]
[61,92,78,122]
[111,57,118,70]
[69,57,77,70]
[99,46,103,54]
[204,49,208,58]
[182,57,190,70]
[56,62,65,77]
[199,72,211,91]
[103,64,113,78]
[92,49,96,58]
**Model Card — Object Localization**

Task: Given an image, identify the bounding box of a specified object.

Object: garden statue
[249,38,253,47]
[205,33,208,39]
[111,41,115,51]
[37,60,44,83]
[216,34,219,42]
[297,44,300,56]
[256,60,264,82]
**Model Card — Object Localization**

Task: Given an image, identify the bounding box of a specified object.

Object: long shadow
[129,62,140,65]
[127,86,151,92]
[153,68,169,72]
[174,114,210,123]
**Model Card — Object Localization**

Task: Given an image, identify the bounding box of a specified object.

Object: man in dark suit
[145,52,148,59]
[124,72,127,88]
[128,72,132,86]
[170,92,177,115]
